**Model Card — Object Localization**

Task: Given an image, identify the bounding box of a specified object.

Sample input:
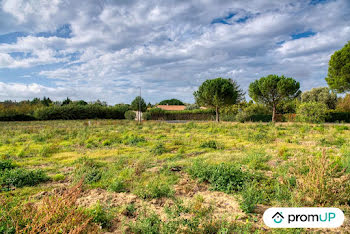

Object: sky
[0,0,349,104]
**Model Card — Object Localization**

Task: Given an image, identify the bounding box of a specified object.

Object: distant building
[156,105,186,111]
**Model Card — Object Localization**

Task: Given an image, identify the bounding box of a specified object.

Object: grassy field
[1,120,350,233]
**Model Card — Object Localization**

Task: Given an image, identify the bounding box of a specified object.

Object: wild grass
[0,120,349,232]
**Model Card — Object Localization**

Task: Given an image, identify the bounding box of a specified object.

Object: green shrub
[136,180,174,199]
[87,202,113,229]
[123,135,146,145]
[52,174,65,181]
[109,178,128,192]
[239,181,262,213]
[73,157,103,184]
[150,143,167,155]
[242,151,270,170]
[34,104,127,120]
[127,212,161,233]
[188,161,247,193]
[325,111,350,123]
[200,140,218,149]
[0,168,49,189]
[124,110,136,120]
[296,102,328,123]
[236,104,271,122]
[146,108,215,121]
[0,160,15,171]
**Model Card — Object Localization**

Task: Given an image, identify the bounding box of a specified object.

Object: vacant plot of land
[1,120,349,233]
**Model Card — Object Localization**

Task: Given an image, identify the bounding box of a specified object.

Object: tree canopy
[194,77,241,121]
[248,74,300,122]
[131,96,147,112]
[301,87,337,109]
[158,99,184,105]
[62,97,72,106]
[326,41,350,93]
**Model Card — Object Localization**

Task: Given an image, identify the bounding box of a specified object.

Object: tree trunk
[216,106,219,122]
[272,104,276,122]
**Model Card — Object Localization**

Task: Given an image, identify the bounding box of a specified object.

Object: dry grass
[5,180,100,234]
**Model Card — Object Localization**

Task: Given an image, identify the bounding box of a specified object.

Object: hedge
[325,111,350,123]
[34,105,127,120]
[145,109,216,120]
[0,114,36,121]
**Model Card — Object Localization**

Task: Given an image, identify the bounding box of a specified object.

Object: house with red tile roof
[156,105,186,111]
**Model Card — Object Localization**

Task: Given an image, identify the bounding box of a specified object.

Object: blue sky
[0,0,349,104]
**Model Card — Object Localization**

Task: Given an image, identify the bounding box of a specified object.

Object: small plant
[127,212,161,233]
[242,151,271,170]
[73,157,103,184]
[122,203,137,217]
[0,181,99,233]
[87,202,113,229]
[200,140,218,149]
[0,160,15,170]
[136,180,174,199]
[123,135,146,145]
[295,150,350,206]
[109,177,128,192]
[52,174,65,181]
[150,143,167,155]
[39,144,59,157]
[188,160,248,193]
[239,181,262,213]
[0,168,49,189]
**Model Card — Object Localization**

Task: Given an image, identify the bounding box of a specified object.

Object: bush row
[0,104,129,121]
[144,108,216,121]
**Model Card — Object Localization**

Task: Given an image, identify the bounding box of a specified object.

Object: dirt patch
[77,188,139,208]
[182,190,246,222]
[174,173,208,196]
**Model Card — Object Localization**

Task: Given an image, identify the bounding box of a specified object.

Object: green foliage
[326,41,350,93]
[0,160,15,170]
[248,74,301,121]
[131,96,147,112]
[136,180,174,199]
[52,174,65,181]
[239,181,262,213]
[158,99,184,105]
[0,168,49,189]
[127,212,161,233]
[124,110,136,120]
[296,102,328,123]
[325,110,350,123]
[109,177,128,192]
[34,104,127,120]
[61,97,72,106]
[185,104,200,110]
[87,202,113,229]
[188,161,247,193]
[235,104,271,122]
[194,78,242,121]
[73,157,103,184]
[146,108,215,120]
[123,135,146,145]
[243,151,270,170]
[301,87,337,109]
[150,143,167,155]
[336,93,350,111]
[200,140,218,149]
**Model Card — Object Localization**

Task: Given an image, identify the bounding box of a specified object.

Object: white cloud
[0,0,349,103]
